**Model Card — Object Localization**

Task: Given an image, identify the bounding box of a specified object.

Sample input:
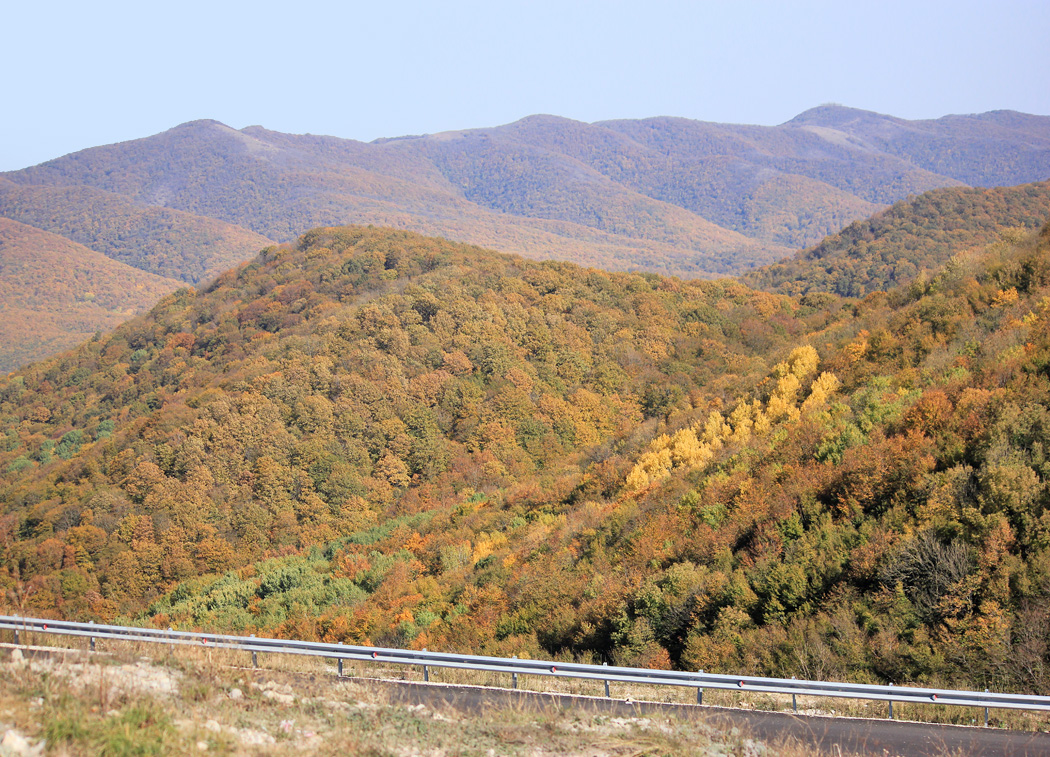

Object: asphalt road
[10,641,1050,755]
[357,677,1050,757]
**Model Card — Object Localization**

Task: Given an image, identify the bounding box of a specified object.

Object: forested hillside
[0,179,273,284]
[0,218,181,372]
[743,181,1050,296]
[0,227,822,615]
[4,216,1050,696]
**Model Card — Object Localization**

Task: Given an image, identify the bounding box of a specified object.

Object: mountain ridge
[2,106,1048,373]
[8,107,1049,260]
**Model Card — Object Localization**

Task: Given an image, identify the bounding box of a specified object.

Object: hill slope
[742,181,1050,296]
[0,178,274,283]
[0,218,181,372]
[0,225,823,617]
[6,221,1050,697]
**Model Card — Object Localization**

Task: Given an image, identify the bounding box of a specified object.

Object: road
[357,677,1050,757]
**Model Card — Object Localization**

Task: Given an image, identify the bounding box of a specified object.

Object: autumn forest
[0,197,1049,695]
[2,110,1050,699]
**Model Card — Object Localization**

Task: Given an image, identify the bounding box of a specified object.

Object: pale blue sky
[3,0,1048,171]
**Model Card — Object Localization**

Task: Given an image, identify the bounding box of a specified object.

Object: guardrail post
[17,614,1050,726]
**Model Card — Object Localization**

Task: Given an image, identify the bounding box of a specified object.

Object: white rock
[196,742,209,752]
[228,688,243,700]
[1,730,29,749]
[238,730,276,746]
[262,690,295,705]
[204,720,221,733]
[1,729,43,757]
[8,649,23,666]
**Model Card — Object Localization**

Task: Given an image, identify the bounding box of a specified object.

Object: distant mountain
[785,106,1050,188]
[5,107,1049,281]
[0,179,273,283]
[0,218,181,372]
[742,181,1050,296]
[3,120,775,280]
[1,106,1048,373]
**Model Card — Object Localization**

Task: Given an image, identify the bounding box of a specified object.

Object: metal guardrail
[2,614,1048,724]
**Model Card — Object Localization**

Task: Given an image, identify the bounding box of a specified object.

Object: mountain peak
[508,113,582,128]
[784,104,893,128]
[170,119,232,132]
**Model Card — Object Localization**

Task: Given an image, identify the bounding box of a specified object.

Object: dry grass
[0,639,841,756]
[3,628,1048,755]
[325,656,1050,732]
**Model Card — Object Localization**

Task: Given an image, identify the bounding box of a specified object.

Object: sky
[2,0,1048,172]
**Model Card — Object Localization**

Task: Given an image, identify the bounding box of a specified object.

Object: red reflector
[551,666,557,673]
[372,651,378,658]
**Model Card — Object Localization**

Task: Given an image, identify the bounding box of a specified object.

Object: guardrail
[2,614,1048,725]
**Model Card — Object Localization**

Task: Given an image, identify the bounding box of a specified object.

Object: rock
[262,690,295,705]
[237,730,276,747]
[0,730,28,751]
[204,720,221,733]
[228,688,243,700]
[196,741,209,752]
[258,681,295,704]
[0,729,44,757]
[8,649,23,666]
